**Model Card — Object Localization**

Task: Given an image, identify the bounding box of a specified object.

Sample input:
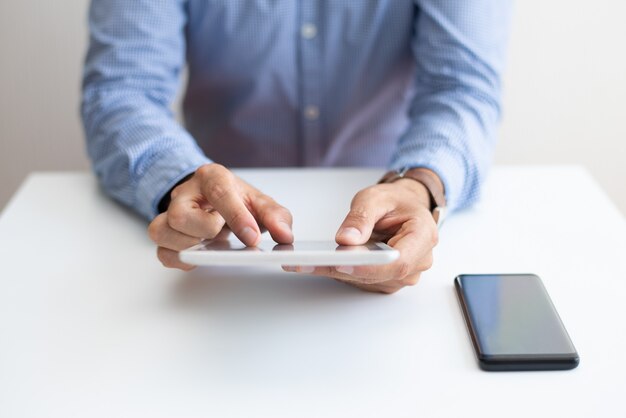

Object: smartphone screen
[454,274,579,371]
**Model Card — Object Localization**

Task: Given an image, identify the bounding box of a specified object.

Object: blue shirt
[82,0,512,220]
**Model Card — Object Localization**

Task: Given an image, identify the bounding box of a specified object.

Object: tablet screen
[196,240,385,253]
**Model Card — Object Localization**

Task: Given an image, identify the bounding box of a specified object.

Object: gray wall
[1,1,624,215]
[0,1,90,205]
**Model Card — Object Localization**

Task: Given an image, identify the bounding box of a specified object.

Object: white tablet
[179,240,399,266]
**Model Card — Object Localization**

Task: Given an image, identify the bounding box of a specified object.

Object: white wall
[497,1,626,214]
[1,1,624,215]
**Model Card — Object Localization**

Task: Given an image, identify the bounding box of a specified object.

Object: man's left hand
[282,179,439,294]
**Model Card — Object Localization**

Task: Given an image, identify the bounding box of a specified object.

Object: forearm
[390,88,500,211]
[392,0,513,212]
[82,0,210,220]
[82,87,210,219]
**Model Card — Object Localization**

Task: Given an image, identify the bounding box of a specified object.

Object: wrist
[157,172,194,213]
[378,167,447,227]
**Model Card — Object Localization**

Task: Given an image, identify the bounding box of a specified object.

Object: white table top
[0,166,624,418]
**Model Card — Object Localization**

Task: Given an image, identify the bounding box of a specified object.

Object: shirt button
[300,23,317,39]
[304,105,320,120]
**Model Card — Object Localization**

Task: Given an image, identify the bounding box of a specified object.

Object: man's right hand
[148,163,294,270]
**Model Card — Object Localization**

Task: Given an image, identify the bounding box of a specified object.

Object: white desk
[0,167,624,417]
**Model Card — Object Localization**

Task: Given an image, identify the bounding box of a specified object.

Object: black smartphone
[454,274,579,371]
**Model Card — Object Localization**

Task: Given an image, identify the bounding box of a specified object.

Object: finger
[197,165,261,246]
[335,269,422,292]
[281,266,368,289]
[340,274,421,294]
[148,213,202,250]
[213,226,232,241]
[156,247,195,271]
[250,194,294,244]
[288,265,421,294]
[166,197,226,239]
[335,188,393,245]
[283,265,364,282]
[282,265,317,274]
[281,266,403,294]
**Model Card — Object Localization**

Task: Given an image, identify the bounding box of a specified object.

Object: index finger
[198,166,261,246]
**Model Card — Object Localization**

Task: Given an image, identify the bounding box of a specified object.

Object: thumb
[336,190,387,245]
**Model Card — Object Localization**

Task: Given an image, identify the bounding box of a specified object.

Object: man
[82,1,512,293]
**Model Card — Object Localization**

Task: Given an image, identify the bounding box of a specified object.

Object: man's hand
[148,163,293,270]
[283,179,438,294]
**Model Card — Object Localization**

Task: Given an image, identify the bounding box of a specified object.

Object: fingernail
[298,266,315,274]
[282,265,295,272]
[279,221,292,232]
[338,227,361,240]
[279,221,294,240]
[239,226,258,246]
[336,266,354,275]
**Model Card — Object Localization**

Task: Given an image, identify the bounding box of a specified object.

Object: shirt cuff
[135,146,211,220]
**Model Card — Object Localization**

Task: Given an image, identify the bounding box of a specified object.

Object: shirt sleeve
[81,0,211,220]
[390,1,513,212]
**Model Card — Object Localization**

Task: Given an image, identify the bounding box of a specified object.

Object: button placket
[298,1,322,166]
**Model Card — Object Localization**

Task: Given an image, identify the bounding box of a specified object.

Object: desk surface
[0,167,624,418]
